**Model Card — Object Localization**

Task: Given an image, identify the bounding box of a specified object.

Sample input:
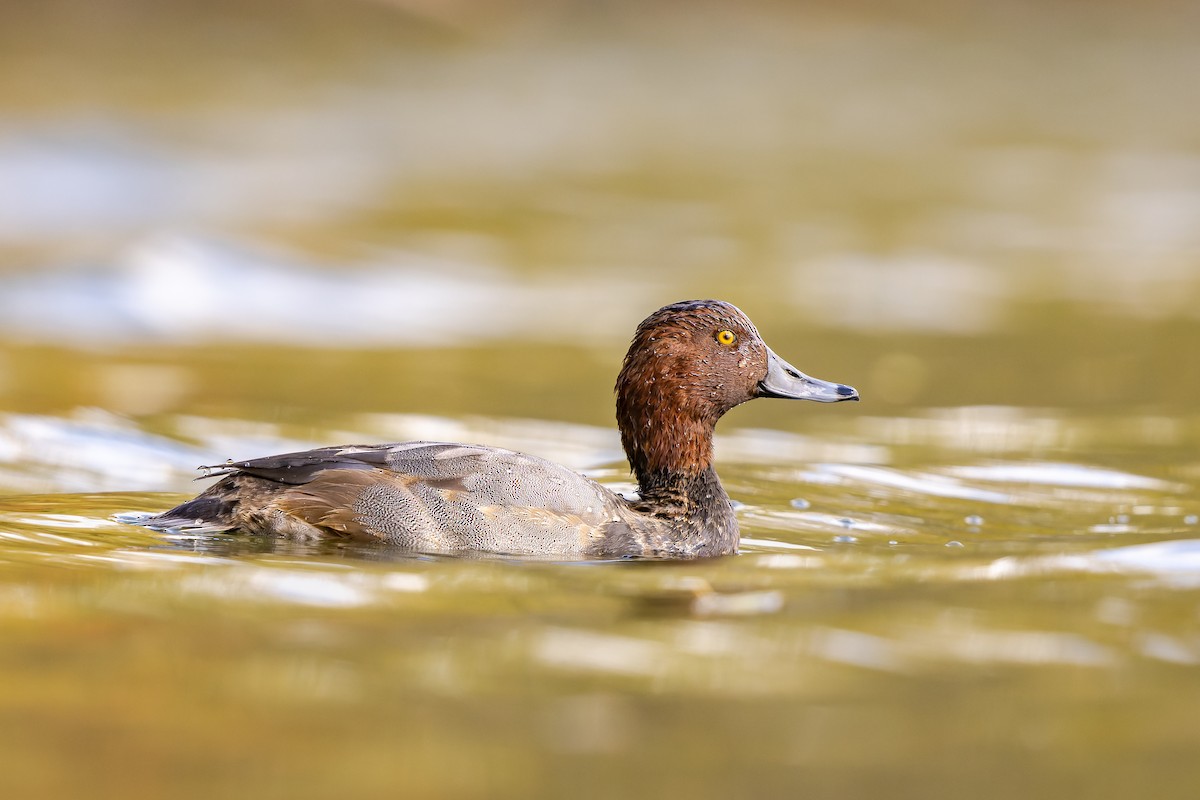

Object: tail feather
[144,497,236,532]
[137,478,241,533]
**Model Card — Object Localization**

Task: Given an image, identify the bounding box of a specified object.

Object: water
[2,1,1200,798]
[3,406,1199,798]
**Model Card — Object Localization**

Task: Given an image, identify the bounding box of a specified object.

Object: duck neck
[616,394,733,528]
[614,345,739,552]
[633,465,738,556]
[635,463,728,515]
[617,393,717,500]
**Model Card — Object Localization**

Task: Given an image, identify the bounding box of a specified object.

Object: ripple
[816,463,1014,504]
[946,462,1183,492]
[0,409,208,492]
[1093,538,1200,573]
[805,627,910,672]
[1133,632,1200,666]
[534,628,667,676]
[0,234,655,347]
[957,538,1200,585]
[916,628,1116,668]
[179,564,431,608]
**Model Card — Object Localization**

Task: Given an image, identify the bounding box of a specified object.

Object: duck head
[615,299,858,481]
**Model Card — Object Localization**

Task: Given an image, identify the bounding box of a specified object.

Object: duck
[134,300,858,559]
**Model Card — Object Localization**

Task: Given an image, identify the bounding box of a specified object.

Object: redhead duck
[135,300,858,558]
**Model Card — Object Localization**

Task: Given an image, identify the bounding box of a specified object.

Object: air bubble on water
[1115,514,1130,524]
[945,540,965,548]
[790,498,810,510]
[837,517,854,529]
[1185,515,1198,525]
[833,534,857,544]
[964,514,983,526]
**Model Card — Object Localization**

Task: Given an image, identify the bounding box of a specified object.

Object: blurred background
[2,1,1200,798]
[2,0,1199,422]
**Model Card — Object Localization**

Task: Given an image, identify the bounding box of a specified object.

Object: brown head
[615,300,857,487]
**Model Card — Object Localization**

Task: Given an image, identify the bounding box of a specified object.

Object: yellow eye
[715,329,737,346]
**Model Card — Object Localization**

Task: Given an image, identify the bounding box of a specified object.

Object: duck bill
[757,348,859,403]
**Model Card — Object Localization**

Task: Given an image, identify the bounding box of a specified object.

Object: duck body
[137,300,857,559]
[154,441,735,558]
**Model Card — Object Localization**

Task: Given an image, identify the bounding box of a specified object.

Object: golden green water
[2,1,1200,798]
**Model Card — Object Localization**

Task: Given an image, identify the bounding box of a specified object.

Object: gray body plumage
[147,441,731,559]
